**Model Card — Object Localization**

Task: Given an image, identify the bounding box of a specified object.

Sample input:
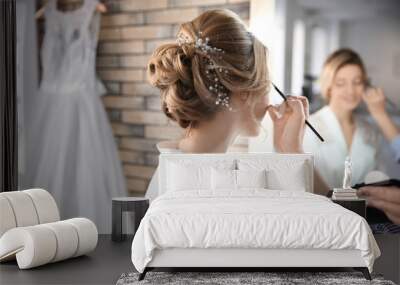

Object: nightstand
[112,197,149,242]
[331,198,366,218]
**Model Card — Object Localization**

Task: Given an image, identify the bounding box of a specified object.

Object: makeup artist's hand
[362,87,400,141]
[363,87,387,118]
[268,96,309,153]
[357,186,400,225]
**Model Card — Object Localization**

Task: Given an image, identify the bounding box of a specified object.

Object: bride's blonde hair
[147,9,270,129]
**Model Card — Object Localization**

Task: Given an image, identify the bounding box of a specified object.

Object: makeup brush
[272,83,324,142]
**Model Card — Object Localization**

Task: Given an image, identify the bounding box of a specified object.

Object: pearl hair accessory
[177,31,233,111]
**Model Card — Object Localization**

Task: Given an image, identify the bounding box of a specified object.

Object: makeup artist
[358,186,400,225]
[303,48,400,189]
[357,134,400,226]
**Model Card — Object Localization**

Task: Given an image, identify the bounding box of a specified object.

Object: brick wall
[98,0,250,194]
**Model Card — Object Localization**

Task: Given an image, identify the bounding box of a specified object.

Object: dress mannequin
[35,0,107,18]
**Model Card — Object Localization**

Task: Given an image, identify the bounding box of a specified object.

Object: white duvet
[131,190,380,273]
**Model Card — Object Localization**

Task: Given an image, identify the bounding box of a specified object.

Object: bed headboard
[158,153,314,194]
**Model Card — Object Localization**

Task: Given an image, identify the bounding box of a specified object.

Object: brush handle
[305,120,324,142]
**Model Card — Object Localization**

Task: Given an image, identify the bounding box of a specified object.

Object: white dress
[25,0,126,234]
[303,106,380,189]
[145,141,182,202]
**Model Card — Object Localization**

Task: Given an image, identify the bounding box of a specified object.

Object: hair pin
[177,31,232,111]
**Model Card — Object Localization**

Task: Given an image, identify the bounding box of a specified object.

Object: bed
[131,153,380,280]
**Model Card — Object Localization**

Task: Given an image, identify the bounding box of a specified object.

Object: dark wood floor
[1,234,398,284]
[0,235,134,285]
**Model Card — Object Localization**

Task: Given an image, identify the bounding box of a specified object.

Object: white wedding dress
[24,0,126,234]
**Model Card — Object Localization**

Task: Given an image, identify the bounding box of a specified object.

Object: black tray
[353,179,400,189]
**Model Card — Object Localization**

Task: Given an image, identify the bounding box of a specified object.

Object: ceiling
[296,0,400,20]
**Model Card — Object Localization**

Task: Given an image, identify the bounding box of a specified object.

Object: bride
[144,9,325,200]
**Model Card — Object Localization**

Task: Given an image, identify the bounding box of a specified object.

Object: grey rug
[116,271,396,285]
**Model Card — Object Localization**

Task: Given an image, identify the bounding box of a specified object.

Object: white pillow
[236,169,267,189]
[166,159,236,192]
[238,158,309,191]
[211,168,236,190]
[167,162,210,191]
[211,169,268,190]
[267,166,306,191]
